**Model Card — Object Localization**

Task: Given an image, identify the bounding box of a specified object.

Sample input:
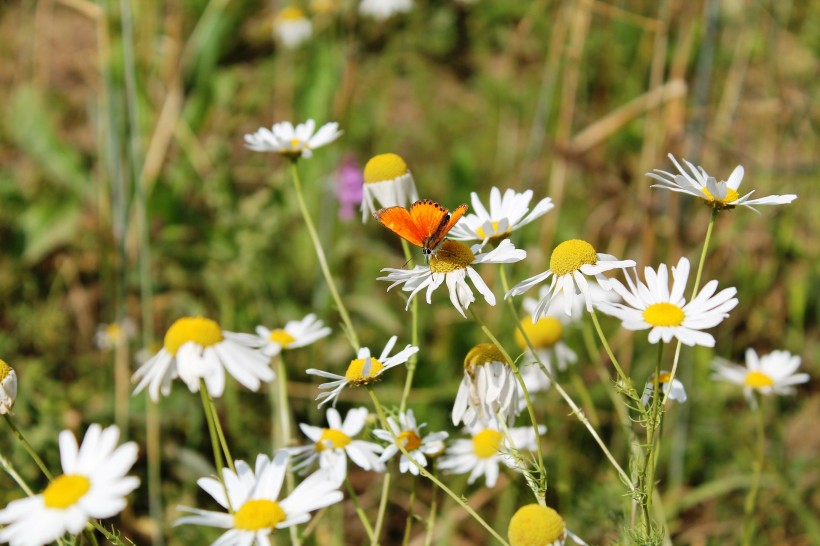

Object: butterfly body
[374,199,468,258]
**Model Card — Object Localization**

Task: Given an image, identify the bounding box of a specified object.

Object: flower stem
[367,387,511,546]
[742,395,766,546]
[401,477,418,546]
[345,476,375,541]
[424,462,439,546]
[274,354,301,546]
[371,465,392,546]
[639,342,665,534]
[589,309,635,398]
[3,415,53,480]
[0,451,35,496]
[399,239,420,414]
[288,161,360,351]
[203,386,236,474]
[199,380,232,513]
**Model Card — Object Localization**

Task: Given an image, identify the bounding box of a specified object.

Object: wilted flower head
[641,371,687,407]
[274,6,312,49]
[0,359,17,415]
[452,343,520,427]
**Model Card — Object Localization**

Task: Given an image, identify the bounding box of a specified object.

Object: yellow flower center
[363,153,409,184]
[515,316,563,349]
[277,6,306,21]
[315,428,352,451]
[344,357,385,385]
[476,221,511,240]
[0,359,10,381]
[657,372,672,384]
[429,240,476,273]
[397,430,422,451]
[42,474,91,509]
[508,504,566,546]
[744,370,774,389]
[234,499,287,530]
[311,0,336,14]
[464,343,506,372]
[163,317,224,356]
[549,239,597,276]
[105,323,124,343]
[269,329,296,348]
[473,429,503,459]
[702,186,740,205]
[643,303,685,327]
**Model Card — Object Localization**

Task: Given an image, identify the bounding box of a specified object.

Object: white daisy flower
[290,407,385,482]
[94,318,136,350]
[452,343,520,427]
[438,423,544,488]
[508,504,588,546]
[360,153,419,222]
[0,359,17,415]
[712,349,809,405]
[379,239,526,318]
[506,239,635,319]
[640,371,688,406]
[0,424,139,546]
[253,314,331,358]
[515,292,582,376]
[273,7,312,49]
[176,451,343,544]
[448,187,553,245]
[244,119,342,159]
[647,153,796,212]
[373,410,448,475]
[359,0,413,20]
[305,336,418,407]
[131,316,274,401]
[596,257,738,347]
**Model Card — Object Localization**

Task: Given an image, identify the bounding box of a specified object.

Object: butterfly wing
[428,203,468,249]
[409,200,451,250]
[374,206,427,247]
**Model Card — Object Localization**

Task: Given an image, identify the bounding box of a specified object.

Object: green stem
[401,477,418,546]
[742,396,766,546]
[288,161,360,351]
[424,462,439,546]
[639,343,665,534]
[372,465,391,546]
[199,381,233,513]
[274,354,301,546]
[589,309,636,398]
[204,387,236,474]
[0,451,34,496]
[367,387,511,546]
[345,477,376,541]
[399,239,420,414]
[3,415,53,480]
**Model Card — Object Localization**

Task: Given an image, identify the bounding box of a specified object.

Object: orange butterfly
[374,199,468,259]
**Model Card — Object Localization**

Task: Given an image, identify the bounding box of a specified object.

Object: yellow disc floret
[364,153,409,184]
[473,429,503,459]
[643,303,685,327]
[269,329,296,348]
[476,221,511,241]
[397,430,422,451]
[549,240,597,276]
[276,6,307,22]
[344,357,385,385]
[163,317,224,356]
[464,343,506,372]
[315,428,352,452]
[234,499,287,530]
[43,474,91,509]
[0,359,9,382]
[744,370,774,389]
[508,504,566,546]
[702,186,740,207]
[429,240,476,273]
[657,372,672,384]
[515,316,563,349]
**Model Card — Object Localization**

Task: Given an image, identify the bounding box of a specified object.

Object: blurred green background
[0,0,817,544]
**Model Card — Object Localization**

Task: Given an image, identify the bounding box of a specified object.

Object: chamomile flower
[373,410,448,475]
[305,336,418,407]
[0,425,138,546]
[438,423,544,488]
[244,119,342,159]
[360,153,419,222]
[176,451,343,544]
[253,314,331,358]
[596,257,738,347]
[506,239,635,318]
[448,187,553,245]
[712,349,809,405]
[132,316,273,401]
[648,153,796,212]
[379,239,526,318]
[273,7,312,49]
[359,0,413,20]
[94,318,136,350]
[508,504,588,546]
[0,359,17,415]
[515,292,581,375]
[641,371,688,406]
[290,407,385,482]
[452,343,520,427]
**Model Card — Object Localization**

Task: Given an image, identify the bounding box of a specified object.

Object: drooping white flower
[641,371,688,406]
[0,425,139,546]
[132,316,273,401]
[452,343,520,427]
[360,153,419,222]
[448,187,553,245]
[253,314,331,358]
[244,119,342,158]
[712,349,809,405]
[647,153,796,212]
[273,7,312,49]
[373,410,448,475]
[0,359,17,415]
[379,239,526,318]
